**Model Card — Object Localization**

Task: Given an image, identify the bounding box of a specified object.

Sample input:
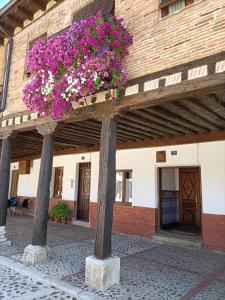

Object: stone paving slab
[0,263,77,300]
[1,216,225,300]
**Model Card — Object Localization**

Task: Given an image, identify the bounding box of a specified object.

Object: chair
[20,199,29,216]
[9,197,19,215]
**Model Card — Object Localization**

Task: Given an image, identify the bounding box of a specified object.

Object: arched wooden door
[77,163,91,222]
[179,168,201,233]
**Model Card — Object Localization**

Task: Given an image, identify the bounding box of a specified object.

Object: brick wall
[202,213,225,252]
[0,45,5,84]
[90,202,157,237]
[3,0,225,116]
[18,196,76,222]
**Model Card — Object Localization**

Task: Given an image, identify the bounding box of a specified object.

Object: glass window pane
[125,171,132,203]
[169,0,185,14]
[116,172,123,202]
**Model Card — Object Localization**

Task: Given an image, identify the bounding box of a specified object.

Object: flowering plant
[23,13,132,119]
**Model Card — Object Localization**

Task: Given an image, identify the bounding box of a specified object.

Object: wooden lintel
[2,72,225,135]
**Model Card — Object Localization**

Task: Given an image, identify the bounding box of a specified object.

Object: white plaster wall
[11,141,225,215]
[199,141,225,214]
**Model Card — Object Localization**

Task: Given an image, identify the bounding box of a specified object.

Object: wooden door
[77,163,91,222]
[179,168,201,232]
[10,170,19,197]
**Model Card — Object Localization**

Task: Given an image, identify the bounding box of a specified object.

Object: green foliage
[50,202,70,219]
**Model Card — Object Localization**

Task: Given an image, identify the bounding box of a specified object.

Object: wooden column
[32,123,57,246]
[94,115,117,259]
[0,132,12,227]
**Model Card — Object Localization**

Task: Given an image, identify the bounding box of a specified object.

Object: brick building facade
[0,0,225,259]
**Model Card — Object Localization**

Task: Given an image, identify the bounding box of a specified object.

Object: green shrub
[50,202,70,219]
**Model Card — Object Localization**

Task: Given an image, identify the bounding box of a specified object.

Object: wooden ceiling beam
[130,110,184,136]
[145,107,204,134]
[122,114,172,137]
[0,23,14,36]
[14,6,34,21]
[118,118,162,138]
[6,15,24,28]
[27,0,46,11]
[163,102,220,131]
[200,94,225,120]
[180,99,225,129]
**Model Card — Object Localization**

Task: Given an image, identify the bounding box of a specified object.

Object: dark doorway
[159,167,201,235]
[10,170,19,197]
[77,163,91,222]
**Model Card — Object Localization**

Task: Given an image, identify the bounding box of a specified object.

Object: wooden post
[0,132,12,227]
[94,115,117,259]
[32,123,57,246]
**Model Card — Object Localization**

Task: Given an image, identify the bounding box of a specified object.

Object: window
[73,0,115,22]
[160,0,198,18]
[25,33,47,77]
[116,170,132,204]
[53,167,64,198]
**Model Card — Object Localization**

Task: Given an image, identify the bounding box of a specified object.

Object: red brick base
[17,196,76,222]
[202,213,225,252]
[90,202,157,237]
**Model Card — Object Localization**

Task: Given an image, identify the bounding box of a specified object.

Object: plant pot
[54,217,61,223]
[61,217,67,224]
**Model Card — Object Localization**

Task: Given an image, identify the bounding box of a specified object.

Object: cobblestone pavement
[0,215,225,299]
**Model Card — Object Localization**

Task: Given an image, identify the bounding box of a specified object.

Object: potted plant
[50,202,70,223]
[48,211,54,221]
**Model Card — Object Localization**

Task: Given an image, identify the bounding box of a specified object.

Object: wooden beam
[10,128,225,162]
[2,73,225,134]
[95,116,117,259]
[15,7,33,21]
[27,0,46,11]
[180,99,225,129]
[145,107,203,134]
[32,124,56,246]
[6,15,23,28]
[133,109,189,135]
[129,111,183,136]
[119,117,165,138]
[163,102,220,131]
[0,134,11,227]
[200,94,225,121]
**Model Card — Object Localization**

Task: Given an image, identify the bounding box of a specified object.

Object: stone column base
[0,226,11,246]
[85,255,120,290]
[22,244,50,266]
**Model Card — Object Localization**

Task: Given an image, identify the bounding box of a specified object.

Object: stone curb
[0,256,102,300]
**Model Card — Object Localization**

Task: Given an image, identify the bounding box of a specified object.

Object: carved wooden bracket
[36,122,58,136]
[0,129,15,140]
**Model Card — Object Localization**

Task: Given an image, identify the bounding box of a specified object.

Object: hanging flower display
[23,13,133,120]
